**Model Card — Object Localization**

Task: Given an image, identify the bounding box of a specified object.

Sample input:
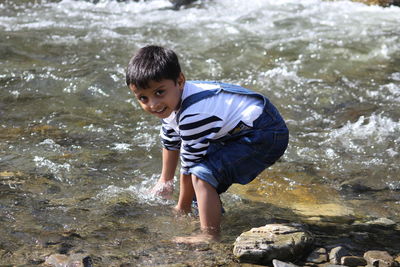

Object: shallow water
[0,0,400,265]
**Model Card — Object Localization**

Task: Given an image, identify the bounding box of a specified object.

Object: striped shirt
[160,81,263,174]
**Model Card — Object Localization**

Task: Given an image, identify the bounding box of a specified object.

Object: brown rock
[307,247,328,264]
[341,256,367,267]
[233,223,314,265]
[45,254,70,266]
[44,253,86,267]
[394,255,400,260]
[364,250,394,267]
[350,0,399,7]
[395,255,400,266]
[273,259,300,267]
[329,246,349,265]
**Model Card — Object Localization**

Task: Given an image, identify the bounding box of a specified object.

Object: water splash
[95,174,175,206]
[329,113,400,146]
[33,156,72,182]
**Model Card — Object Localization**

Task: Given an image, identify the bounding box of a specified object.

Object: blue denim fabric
[180,81,289,194]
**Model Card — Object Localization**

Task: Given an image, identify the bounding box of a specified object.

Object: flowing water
[0,0,399,265]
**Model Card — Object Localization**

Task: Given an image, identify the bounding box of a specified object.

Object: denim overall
[177,81,289,194]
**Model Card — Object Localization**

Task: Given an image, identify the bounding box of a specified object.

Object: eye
[138,95,148,103]
[155,90,165,96]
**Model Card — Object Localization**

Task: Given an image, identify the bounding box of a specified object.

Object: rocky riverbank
[36,216,400,266]
[233,219,400,266]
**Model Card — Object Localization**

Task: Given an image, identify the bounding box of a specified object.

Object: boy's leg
[191,174,221,238]
[175,173,195,214]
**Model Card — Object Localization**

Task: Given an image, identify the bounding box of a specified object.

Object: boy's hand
[151,180,174,199]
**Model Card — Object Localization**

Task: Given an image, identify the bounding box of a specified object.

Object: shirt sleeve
[178,112,224,174]
[160,122,181,151]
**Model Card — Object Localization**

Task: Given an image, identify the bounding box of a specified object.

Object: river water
[0,0,399,265]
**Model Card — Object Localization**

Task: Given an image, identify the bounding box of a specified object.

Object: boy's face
[130,73,185,119]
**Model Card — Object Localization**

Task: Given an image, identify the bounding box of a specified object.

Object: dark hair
[126,45,181,89]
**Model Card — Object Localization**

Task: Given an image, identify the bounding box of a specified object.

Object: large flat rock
[233,223,314,265]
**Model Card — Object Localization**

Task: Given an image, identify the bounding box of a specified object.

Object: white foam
[381,83,400,97]
[38,138,61,149]
[111,143,132,152]
[96,174,175,205]
[33,156,71,181]
[387,181,400,190]
[87,85,110,97]
[83,124,104,133]
[387,148,398,157]
[391,72,400,81]
[328,114,400,151]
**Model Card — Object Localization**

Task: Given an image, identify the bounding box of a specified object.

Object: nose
[148,98,160,109]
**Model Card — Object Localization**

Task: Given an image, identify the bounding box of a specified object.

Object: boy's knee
[191,174,202,186]
[191,175,214,190]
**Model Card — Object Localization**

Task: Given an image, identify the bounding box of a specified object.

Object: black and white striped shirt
[161,81,263,174]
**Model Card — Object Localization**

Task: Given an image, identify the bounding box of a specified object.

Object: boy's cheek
[140,105,153,114]
[140,104,149,111]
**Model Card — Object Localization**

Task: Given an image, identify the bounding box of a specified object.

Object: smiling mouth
[153,107,167,114]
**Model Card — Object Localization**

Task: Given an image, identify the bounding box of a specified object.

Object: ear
[177,72,186,90]
[129,84,137,94]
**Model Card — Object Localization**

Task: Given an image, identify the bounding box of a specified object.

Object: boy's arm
[152,148,179,198]
[160,148,179,182]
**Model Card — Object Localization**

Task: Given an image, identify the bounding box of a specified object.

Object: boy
[126,45,289,243]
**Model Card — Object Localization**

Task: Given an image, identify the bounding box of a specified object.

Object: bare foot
[172,233,218,244]
[173,205,191,215]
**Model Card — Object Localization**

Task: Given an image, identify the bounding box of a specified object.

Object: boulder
[273,259,300,267]
[329,246,349,265]
[395,255,400,266]
[306,247,328,264]
[364,250,395,267]
[341,256,367,267]
[233,223,314,265]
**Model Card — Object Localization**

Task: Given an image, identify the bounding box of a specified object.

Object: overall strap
[176,81,268,123]
[176,89,219,123]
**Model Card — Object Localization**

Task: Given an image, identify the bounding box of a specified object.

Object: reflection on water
[0,0,400,265]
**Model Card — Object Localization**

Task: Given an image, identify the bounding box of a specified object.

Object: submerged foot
[172,205,192,215]
[173,226,220,244]
[172,233,219,244]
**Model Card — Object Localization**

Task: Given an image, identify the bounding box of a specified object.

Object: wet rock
[364,250,395,267]
[329,246,349,265]
[341,256,367,266]
[394,255,400,267]
[45,254,69,266]
[306,247,328,264]
[45,253,89,267]
[273,259,300,267]
[350,0,400,7]
[169,0,198,9]
[82,256,94,267]
[365,218,397,229]
[352,217,397,233]
[233,223,314,265]
[292,203,355,224]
